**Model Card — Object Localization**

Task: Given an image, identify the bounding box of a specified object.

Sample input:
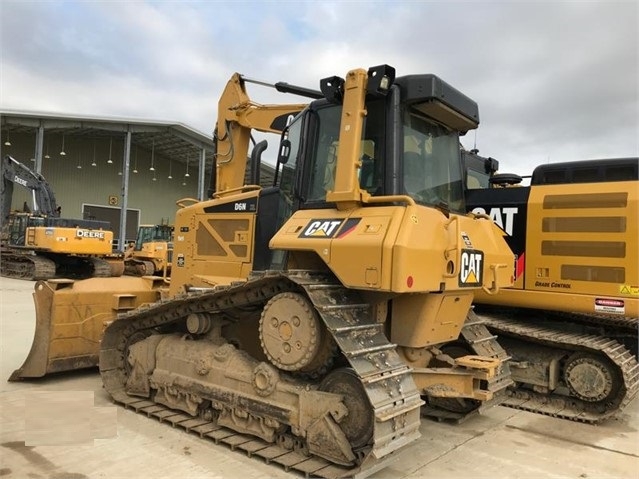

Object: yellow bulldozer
[464,151,639,422]
[12,65,517,477]
[123,223,173,276]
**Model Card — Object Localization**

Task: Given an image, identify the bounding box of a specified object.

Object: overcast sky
[1,1,637,175]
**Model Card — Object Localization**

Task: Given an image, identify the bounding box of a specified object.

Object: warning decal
[619,285,639,296]
[594,298,625,315]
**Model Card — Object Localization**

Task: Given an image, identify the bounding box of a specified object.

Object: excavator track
[88,256,116,277]
[124,259,155,276]
[100,270,423,479]
[545,311,638,356]
[107,257,126,277]
[0,249,118,280]
[551,312,638,333]
[0,250,56,280]
[476,306,638,357]
[478,313,639,423]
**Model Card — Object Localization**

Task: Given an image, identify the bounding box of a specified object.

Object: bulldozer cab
[401,119,464,211]
[274,76,469,218]
[133,224,173,251]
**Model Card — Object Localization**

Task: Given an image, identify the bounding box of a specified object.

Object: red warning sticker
[594,298,625,314]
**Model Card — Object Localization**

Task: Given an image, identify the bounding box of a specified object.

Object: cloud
[1,1,636,175]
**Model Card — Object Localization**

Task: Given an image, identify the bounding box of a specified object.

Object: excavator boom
[1,154,57,221]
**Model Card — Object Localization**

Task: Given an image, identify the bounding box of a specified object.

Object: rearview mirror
[278,139,291,165]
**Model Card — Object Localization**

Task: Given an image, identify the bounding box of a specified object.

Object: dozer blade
[9,276,164,381]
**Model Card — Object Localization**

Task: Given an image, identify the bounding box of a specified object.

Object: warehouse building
[1,110,216,250]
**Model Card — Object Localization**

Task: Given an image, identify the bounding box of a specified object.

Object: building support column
[34,123,44,174]
[118,129,132,252]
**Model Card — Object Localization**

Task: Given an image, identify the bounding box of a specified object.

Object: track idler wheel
[320,368,373,450]
[259,292,335,375]
[563,353,620,403]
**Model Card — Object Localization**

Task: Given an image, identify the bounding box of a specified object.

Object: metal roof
[1,109,216,169]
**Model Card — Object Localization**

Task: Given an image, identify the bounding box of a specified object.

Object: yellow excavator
[464,151,639,422]
[124,224,174,276]
[12,65,516,477]
[1,155,124,280]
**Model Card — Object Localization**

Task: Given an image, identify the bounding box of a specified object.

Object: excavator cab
[4,212,32,245]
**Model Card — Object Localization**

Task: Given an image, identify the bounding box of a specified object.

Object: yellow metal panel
[525,180,638,299]
[391,292,473,348]
[269,208,354,268]
[328,215,390,288]
[272,203,513,296]
[474,287,639,317]
[29,227,113,255]
[389,205,449,292]
[169,191,257,295]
